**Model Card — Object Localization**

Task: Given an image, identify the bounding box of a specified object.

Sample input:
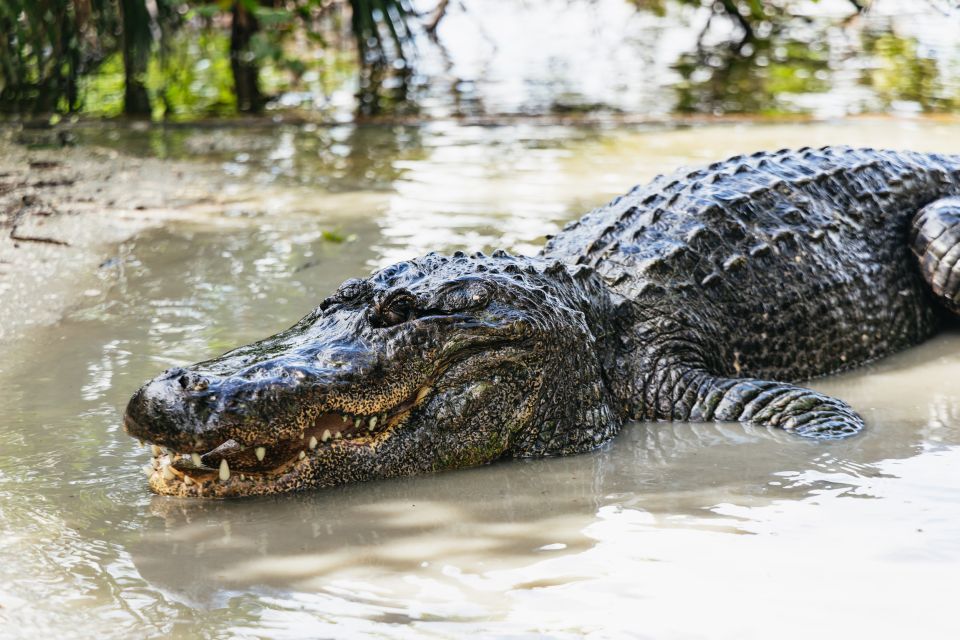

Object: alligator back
[543,147,960,381]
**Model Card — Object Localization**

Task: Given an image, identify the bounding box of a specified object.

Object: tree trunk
[120,0,152,117]
[230,1,262,114]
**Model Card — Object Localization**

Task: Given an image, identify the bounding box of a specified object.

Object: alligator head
[124,252,622,497]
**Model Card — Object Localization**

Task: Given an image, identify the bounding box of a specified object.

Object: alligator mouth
[131,385,431,497]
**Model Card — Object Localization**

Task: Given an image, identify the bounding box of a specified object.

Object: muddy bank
[0,131,254,345]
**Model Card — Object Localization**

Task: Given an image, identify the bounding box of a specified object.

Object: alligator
[124,146,960,498]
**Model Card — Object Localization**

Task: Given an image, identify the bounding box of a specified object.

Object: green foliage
[77,12,237,118]
[862,32,958,112]
[321,229,357,243]
[0,0,118,114]
[674,35,830,115]
[150,30,238,118]
[77,53,127,117]
[0,0,415,118]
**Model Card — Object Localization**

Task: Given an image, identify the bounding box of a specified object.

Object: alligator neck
[553,263,721,424]
[487,256,629,454]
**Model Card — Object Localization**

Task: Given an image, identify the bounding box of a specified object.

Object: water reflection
[674,31,831,115]
[66,124,427,193]
[416,0,960,119]
[862,29,959,113]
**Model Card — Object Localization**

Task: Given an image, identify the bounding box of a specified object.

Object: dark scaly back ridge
[543,147,960,382]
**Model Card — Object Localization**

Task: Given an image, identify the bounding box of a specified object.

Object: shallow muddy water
[3,119,960,638]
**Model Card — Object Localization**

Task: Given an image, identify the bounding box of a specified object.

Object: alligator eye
[372,290,417,327]
[381,308,407,326]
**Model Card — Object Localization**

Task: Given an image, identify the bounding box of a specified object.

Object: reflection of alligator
[125,147,960,497]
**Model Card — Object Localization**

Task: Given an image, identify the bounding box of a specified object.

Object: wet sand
[0,128,297,344]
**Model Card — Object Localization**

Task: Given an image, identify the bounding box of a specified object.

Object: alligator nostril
[176,373,210,392]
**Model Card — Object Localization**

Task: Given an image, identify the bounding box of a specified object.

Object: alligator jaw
[133,385,431,498]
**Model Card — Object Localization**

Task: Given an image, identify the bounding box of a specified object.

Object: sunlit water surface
[3,120,960,638]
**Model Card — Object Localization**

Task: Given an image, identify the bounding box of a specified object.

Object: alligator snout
[124,366,224,450]
[124,352,374,453]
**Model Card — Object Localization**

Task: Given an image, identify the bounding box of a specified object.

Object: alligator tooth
[183,475,193,485]
[162,465,176,481]
[255,446,266,461]
[309,435,318,449]
[299,450,306,460]
[342,415,348,423]
[151,445,162,457]
[191,453,202,466]
[142,464,154,478]
[334,431,342,439]
[219,459,230,481]
[354,418,361,430]
[321,429,331,442]
[240,474,246,481]
[369,416,378,429]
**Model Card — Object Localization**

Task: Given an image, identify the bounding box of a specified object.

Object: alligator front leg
[647,369,864,439]
[911,196,960,314]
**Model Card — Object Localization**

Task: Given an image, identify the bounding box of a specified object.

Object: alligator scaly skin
[544,146,960,426]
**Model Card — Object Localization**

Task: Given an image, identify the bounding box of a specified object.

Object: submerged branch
[9,229,70,246]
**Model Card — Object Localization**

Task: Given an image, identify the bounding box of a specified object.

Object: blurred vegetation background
[0,0,415,117]
[0,0,957,121]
